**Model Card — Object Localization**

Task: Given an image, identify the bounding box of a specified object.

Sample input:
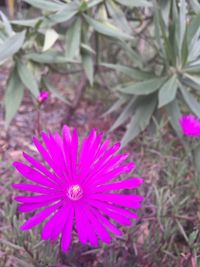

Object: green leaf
[188,27,200,62]
[187,13,200,42]
[121,95,157,147]
[5,68,24,127]
[117,41,143,68]
[180,84,200,118]
[184,74,200,87]
[0,31,25,64]
[101,63,153,80]
[82,51,94,85]
[83,14,132,40]
[115,0,152,7]
[43,77,70,104]
[17,61,39,97]
[105,0,132,34]
[87,0,104,8]
[190,0,200,13]
[118,77,167,95]
[110,97,136,131]
[0,11,13,36]
[46,6,78,25]
[182,76,200,91]
[159,11,175,65]
[193,144,200,174]
[158,75,178,108]
[26,51,75,64]
[165,100,182,137]
[160,0,171,26]
[65,17,81,59]
[80,43,95,54]
[23,0,65,11]
[42,29,59,52]
[178,0,187,53]
[11,18,43,27]
[103,95,127,116]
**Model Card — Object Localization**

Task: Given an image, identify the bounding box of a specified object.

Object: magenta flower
[13,126,144,252]
[179,114,200,136]
[37,91,49,103]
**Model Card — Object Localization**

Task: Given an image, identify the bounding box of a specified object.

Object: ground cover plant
[0,0,200,266]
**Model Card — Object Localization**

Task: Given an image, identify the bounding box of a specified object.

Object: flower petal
[41,204,68,240]
[84,207,111,244]
[12,183,57,194]
[91,163,135,186]
[23,152,61,185]
[88,199,132,225]
[90,193,144,209]
[41,132,67,178]
[75,204,98,246]
[95,178,143,193]
[90,207,122,236]
[20,201,62,230]
[60,206,74,252]
[13,162,59,189]
[18,200,57,213]
[15,194,61,204]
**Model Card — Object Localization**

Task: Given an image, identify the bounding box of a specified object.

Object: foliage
[0,0,200,148]
[104,0,200,146]
[0,0,150,127]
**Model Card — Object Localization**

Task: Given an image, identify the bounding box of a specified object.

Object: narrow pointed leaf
[82,52,94,86]
[110,97,136,131]
[0,11,13,36]
[83,14,132,40]
[5,68,24,127]
[23,0,65,11]
[178,0,187,53]
[44,5,78,26]
[17,61,39,97]
[180,84,200,118]
[105,0,132,34]
[115,0,152,7]
[26,51,75,64]
[165,100,182,137]
[121,95,157,147]
[158,75,178,108]
[0,31,25,63]
[118,77,167,95]
[184,74,200,87]
[65,17,81,59]
[101,63,153,80]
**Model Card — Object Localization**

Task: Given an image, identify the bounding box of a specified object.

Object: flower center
[67,184,83,201]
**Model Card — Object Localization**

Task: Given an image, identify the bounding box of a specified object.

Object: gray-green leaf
[121,95,156,147]
[5,68,24,127]
[115,0,152,7]
[0,31,25,64]
[158,75,178,108]
[165,99,182,137]
[17,61,39,97]
[26,51,75,64]
[82,51,94,86]
[23,0,65,11]
[83,14,132,40]
[180,84,200,118]
[101,63,153,80]
[118,77,167,95]
[65,17,81,59]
